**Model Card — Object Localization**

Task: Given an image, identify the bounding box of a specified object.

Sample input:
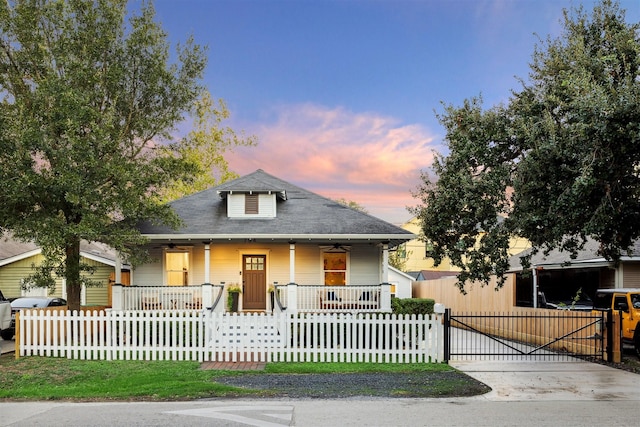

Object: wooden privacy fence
[16,310,445,363]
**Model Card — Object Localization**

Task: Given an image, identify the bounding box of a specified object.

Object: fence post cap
[434,303,445,314]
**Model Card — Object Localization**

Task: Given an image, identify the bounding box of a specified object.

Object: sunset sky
[152,0,639,224]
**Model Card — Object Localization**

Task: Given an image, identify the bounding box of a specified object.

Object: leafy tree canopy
[412,0,640,291]
[159,90,257,201]
[0,0,244,309]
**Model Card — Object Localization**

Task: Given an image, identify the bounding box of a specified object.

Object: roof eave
[142,233,416,243]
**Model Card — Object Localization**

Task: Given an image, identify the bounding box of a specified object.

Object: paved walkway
[200,360,266,371]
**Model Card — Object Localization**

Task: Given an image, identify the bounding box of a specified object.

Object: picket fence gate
[17,310,445,363]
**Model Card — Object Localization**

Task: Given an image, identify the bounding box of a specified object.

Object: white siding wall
[349,245,381,284]
[191,247,205,284]
[623,262,640,288]
[294,245,322,285]
[132,247,163,285]
[133,243,383,287]
[210,243,242,284]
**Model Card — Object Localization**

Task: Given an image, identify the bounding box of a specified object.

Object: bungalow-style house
[0,233,123,306]
[511,238,640,309]
[117,169,415,312]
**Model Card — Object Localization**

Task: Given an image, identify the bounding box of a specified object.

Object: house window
[245,194,259,214]
[165,250,190,286]
[396,243,407,259]
[323,252,347,286]
[425,241,434,257]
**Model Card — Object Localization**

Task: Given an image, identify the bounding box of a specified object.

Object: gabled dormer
[216,170,287,219]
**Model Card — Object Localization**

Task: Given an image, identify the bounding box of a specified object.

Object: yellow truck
[593,288,640,357]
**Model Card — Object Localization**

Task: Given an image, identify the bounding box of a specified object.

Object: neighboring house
[399,216,530,275]
[411,270,459,281]
[130,169,415,311]
[510,238,640,308]
[387,266,414,299]
[0,233,123,306]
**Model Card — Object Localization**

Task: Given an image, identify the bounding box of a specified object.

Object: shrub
[391,297,435,315]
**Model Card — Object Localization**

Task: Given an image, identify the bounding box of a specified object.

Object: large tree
[412,0,640,291]
[0,0,209,310]
[160,90,257,201]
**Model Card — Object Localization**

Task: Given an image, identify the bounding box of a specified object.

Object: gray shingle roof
[138,169,415,246]
[0,235,38,261]
[508,238,640,271]
[0,233,119,265]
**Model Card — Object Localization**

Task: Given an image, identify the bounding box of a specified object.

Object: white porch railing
[112,283,390,314]
[17,309,446,363]
[112,284,224,312]
[274,284,392,313]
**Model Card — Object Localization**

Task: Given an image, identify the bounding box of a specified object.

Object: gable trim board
[0,249,42,267]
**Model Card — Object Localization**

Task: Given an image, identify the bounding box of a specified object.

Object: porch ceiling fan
[321,243,351,252]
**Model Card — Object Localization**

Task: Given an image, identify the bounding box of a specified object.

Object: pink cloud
[226,104,441,224]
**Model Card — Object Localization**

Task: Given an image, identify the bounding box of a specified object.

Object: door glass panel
[245,256,264,271]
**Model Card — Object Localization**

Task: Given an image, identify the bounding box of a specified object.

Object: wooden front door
[243,255,266,310]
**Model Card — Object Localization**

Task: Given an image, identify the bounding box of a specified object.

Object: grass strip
[0,353,474,401]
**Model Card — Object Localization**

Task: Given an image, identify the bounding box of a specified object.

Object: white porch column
[615,263,623,288]
[201,282,213,310]
[533,266,539,308]
[380,282,392,313]
[287,283,298,314]
[112,284,123,311]
[289,242,296,284]
[115,254,122,283]
[204,243,211,283]
[381,243,389,283]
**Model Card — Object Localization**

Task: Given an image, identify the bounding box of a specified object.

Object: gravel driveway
[214,371,491,399]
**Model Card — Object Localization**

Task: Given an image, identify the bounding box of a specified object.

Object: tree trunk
[65,237,82,312]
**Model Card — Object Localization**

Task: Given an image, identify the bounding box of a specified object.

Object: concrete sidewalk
[450,360,640,401]
[0,338,13,355]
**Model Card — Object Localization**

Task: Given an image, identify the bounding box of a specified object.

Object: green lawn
[0,353,474,401]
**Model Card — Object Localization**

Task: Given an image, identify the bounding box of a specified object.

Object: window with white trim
[322,251,347,286]
[165,249,191,286]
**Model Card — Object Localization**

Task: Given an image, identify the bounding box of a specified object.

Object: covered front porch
[110,282,393,314]
[111,237,401,313]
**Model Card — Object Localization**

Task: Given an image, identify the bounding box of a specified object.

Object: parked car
[593,288,640,357]
[0,290,12,340]
[545,296,594,311]
[5,297,67,340]
[537,291,594,311]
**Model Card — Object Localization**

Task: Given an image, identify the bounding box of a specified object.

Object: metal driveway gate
[444,310,609,361]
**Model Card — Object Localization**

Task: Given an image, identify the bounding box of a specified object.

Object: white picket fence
[17,309,445,363]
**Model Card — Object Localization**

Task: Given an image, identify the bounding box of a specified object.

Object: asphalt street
[1,355,639,426]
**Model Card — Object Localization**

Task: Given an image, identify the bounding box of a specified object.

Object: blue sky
[151,0,640,224]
